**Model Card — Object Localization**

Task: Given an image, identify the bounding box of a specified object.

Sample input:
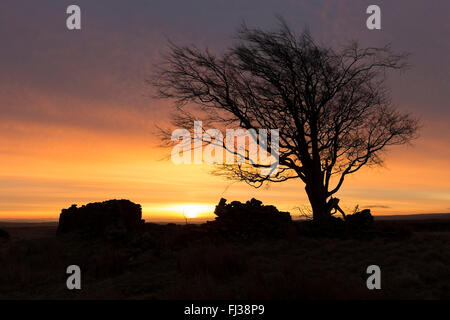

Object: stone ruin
[57,199,144,237]
[210,198,292,235]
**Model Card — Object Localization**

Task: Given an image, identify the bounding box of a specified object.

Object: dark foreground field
[1,217,450,300]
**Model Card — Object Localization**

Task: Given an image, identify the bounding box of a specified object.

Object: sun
[151,203,215,221]
[174,204,214,219]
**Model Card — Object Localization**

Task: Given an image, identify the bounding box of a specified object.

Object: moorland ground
[1,217,450,300]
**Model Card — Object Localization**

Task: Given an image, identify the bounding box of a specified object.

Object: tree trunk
[305,182,330,223]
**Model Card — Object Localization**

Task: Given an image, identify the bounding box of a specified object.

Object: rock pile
[209,198,292,236]
[57,199,144,237]
[345,209,374,229]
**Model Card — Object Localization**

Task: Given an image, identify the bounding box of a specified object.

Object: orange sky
[1,115,449,221]
[1,0,449,221]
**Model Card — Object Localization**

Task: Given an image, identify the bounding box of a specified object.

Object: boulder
[57,199,144,237]
[345,209,374,229]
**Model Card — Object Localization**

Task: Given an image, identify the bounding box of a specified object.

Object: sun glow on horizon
[176,204,215,219]
[145,203,216,220]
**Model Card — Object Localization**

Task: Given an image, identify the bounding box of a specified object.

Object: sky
[0,0,449,221]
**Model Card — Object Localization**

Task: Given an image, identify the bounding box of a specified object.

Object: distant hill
[374,213,450,220]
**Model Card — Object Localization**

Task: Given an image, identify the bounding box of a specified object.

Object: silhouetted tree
[152,20,420,223]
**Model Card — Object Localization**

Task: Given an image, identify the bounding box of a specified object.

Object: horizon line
[2,212,450,224]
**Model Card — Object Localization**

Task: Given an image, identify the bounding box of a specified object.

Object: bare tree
[151,20,420,223]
